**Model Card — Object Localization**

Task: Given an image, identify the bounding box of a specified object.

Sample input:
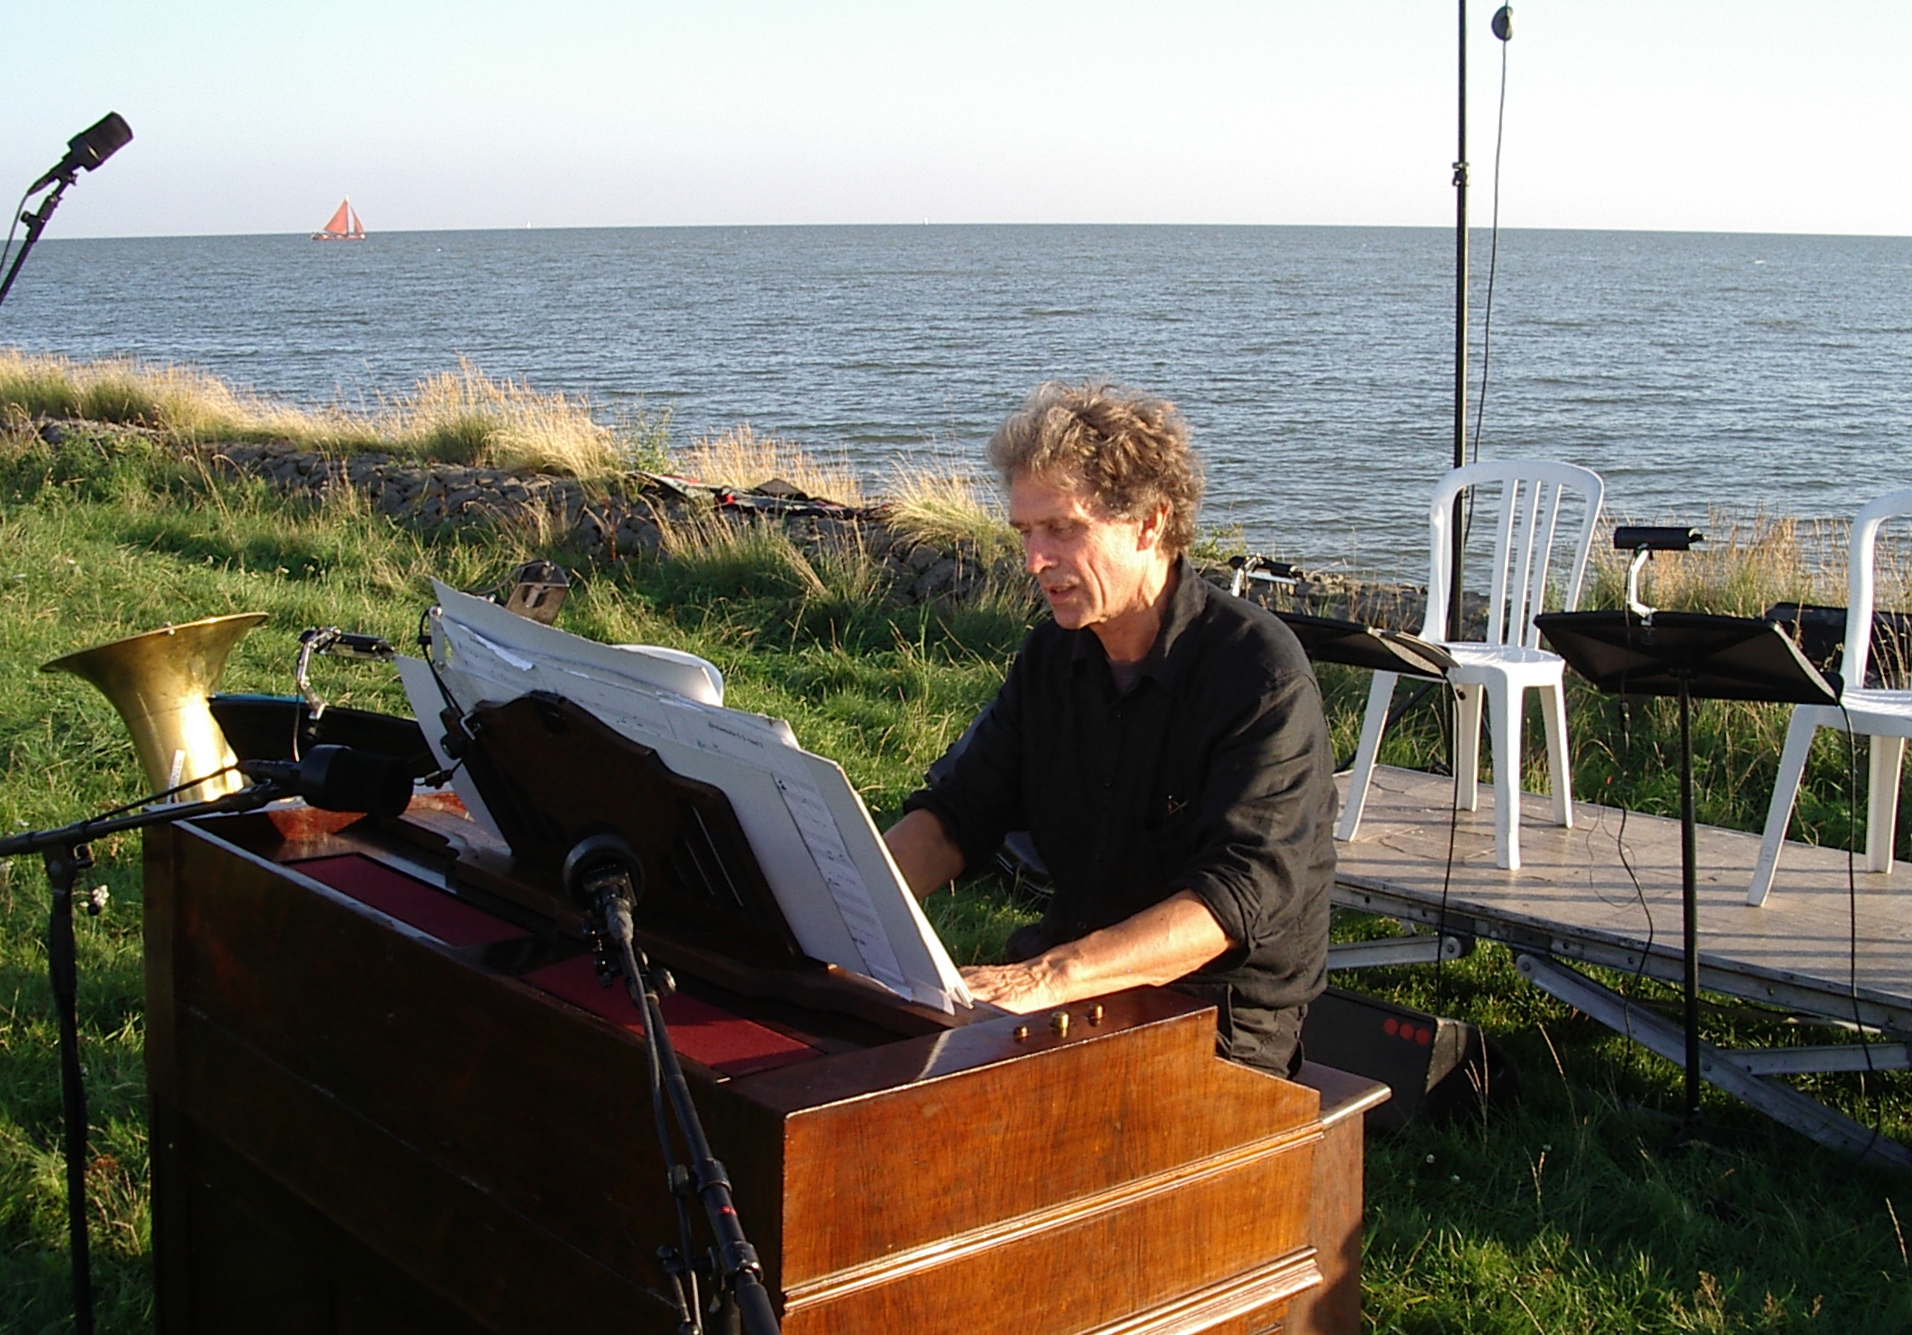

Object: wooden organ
[144,744,1382,1334]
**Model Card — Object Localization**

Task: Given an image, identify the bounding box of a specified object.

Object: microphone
[29,113,134,194]
[237,745,415,817]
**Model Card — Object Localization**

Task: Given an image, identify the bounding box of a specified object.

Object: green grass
[1,422,1910,1331]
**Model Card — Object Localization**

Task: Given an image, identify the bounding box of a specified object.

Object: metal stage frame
[1327,765,1912,1168]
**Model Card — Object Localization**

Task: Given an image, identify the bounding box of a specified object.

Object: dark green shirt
[905,557,1336,1073]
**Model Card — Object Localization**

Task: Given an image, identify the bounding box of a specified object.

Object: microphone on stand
[237,745,415,817]
[1,112,135,313]
[28,113,134,194]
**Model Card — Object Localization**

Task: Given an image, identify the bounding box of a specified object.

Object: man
[884,381,1336,1078]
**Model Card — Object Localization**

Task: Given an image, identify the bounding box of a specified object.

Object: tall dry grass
[882,462,1017,558]
[669,424,865,508]
[1586,510,1912,617]
[0,349,659,479]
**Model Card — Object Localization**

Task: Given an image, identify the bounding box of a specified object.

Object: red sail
[319,199,353,236]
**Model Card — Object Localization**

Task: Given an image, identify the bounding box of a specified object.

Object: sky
[5,0,1909,239]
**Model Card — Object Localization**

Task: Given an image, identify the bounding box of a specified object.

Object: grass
[0,350,670,480]
[668,423,865,507]
[880,461,1019,559]
[0,420,1910,1331]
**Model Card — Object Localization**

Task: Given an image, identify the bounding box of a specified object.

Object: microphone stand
[0,173,76,311]
[567,839,780,1335]
[0,782,282,1335]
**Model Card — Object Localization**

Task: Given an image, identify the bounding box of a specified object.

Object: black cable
[91,762,242,820]
[1432,683,1466,1006]
[1470,33,1512,469]
[0,186,31,286]
[1456,27,1512,556]
[1837,703,1885,1155]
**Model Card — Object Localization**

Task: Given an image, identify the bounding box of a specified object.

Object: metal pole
[1448,0,1470,643]
[44,844,94,1335]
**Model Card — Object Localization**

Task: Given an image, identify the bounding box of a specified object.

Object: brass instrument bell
[42,613,267,802]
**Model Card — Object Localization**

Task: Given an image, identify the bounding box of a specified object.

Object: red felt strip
[286,853,820,1077]
[521,954,820,1078]
[290,854,527,948]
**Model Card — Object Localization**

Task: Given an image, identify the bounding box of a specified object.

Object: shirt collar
[1067,555,1207,693]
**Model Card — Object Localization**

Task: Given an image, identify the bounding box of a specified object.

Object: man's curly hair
[986,380,1205,556]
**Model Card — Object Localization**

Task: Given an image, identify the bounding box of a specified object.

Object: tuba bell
[42,613,267,803]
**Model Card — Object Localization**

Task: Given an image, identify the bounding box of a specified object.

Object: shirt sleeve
[1173,667,1336,956]
[900,646,1031,877]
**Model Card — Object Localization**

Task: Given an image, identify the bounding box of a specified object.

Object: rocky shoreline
[196,438,1460,630]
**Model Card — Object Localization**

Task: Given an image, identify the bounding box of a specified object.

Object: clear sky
[7,0,1908,239]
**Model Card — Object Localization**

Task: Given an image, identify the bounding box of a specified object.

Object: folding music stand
[1274,610,1456,679]
[1533,609,1839,1132]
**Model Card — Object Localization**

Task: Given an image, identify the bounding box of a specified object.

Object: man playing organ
[885,381,1337,1076]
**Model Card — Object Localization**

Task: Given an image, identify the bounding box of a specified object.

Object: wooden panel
[175,1009,670,1331]
[781,1141,1318,1335]
[175,1120,496,1335]
[767,1002,1318,1279]
[1281,1064,1389,1335]
[157,824,785,1304]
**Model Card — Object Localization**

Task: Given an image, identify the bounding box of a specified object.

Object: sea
[4,225,1909,580]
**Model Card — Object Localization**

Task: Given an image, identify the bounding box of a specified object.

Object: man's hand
[960,959,1068,1013]
[964,889,1235,1013]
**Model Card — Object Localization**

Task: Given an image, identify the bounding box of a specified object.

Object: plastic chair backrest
[1842,488,1912,690]
[1423,459,1605,649]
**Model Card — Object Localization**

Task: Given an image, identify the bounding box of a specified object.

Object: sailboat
[311,198,366,242]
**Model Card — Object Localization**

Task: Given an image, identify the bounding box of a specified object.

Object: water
[5,225,1910,578]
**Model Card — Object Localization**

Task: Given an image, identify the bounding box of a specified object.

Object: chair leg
[1452,683,1483,814]
[1749,711,1819,906]
[1539,680,1573,830]
[1487,682,1524,872]
[1336,670,1399,843]
[1867,735,1905,876]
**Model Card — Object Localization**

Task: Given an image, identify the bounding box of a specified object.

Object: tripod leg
[43,846,94,1335]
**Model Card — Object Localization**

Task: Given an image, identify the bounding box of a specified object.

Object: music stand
[1534,609,1839,1133]
[1274,611,1456,679]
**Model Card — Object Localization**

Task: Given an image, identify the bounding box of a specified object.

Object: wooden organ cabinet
[144,798,1383,1335]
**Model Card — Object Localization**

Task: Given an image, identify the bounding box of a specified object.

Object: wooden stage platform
[1329,765,1912,1166]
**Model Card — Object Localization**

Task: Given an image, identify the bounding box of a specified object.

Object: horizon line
[39,220,1912,244]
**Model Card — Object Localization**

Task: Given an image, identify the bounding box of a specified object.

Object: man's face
[1008,470,1167,635]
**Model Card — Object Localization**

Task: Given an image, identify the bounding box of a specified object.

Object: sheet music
[400,581,971,1012]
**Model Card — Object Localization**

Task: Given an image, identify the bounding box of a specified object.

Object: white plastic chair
[1337,460,1605,871]
[1748,488,1912,906]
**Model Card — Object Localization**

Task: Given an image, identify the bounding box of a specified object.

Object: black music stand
[1274,611,1457,679]
[1534,609,1839,1134]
